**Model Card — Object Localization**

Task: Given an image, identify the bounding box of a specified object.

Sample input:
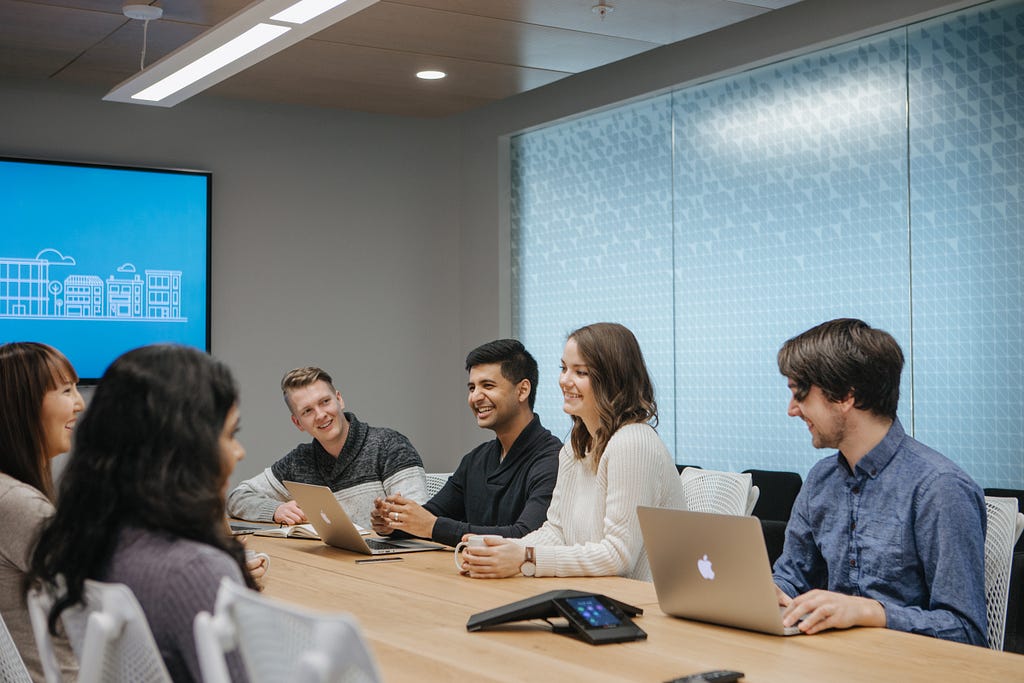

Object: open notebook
[252,523,321,539]
[229,520,334,539]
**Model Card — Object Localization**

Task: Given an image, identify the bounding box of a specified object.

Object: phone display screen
[562,596,623,629]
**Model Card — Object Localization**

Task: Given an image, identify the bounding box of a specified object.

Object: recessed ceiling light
[416,70,446,80]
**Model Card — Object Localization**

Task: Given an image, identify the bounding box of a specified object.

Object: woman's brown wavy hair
[566,323,658,471]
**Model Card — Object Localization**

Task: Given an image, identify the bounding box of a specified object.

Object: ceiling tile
[1,0,805,116]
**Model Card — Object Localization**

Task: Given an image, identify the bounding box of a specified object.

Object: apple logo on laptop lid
[697,554,715,580]
[320,510,332,525]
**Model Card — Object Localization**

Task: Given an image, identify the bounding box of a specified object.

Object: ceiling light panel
[104,0,378,107]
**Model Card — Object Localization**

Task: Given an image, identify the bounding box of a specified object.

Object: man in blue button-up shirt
[772,318,988,646]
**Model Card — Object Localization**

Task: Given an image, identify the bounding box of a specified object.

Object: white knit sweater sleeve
[518,443,574,547]
[519,423,685,580]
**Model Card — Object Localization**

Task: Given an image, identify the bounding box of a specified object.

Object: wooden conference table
[247,536,1023,682]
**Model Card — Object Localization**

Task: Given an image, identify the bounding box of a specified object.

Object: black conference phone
[466,589,647,645]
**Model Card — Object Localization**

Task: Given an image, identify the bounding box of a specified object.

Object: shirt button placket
[848,480,862,581]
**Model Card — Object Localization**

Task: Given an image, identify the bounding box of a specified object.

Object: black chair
[760,519,788,568]
[741,470,802,570]
[1004,552,1024,654]
[743,469,802,522]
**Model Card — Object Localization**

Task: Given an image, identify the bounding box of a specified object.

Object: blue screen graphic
[0,158,210,381]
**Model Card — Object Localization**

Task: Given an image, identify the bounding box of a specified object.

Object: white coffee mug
[453,534,502,572]
[245,549,271,573]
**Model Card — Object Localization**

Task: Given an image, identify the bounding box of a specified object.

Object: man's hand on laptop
[781,589,886,634]
[273,500,308,525]
[378,493,437,539]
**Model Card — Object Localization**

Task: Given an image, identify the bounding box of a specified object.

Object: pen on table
[355,557,404,564]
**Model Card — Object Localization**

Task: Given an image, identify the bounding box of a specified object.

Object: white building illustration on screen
[0,249,187,321]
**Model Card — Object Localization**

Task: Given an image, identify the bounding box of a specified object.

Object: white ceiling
[0,0,803,117]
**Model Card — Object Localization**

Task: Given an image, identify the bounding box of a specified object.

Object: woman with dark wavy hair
[0,342,80,682]
[28,344,256,683]
[460,322,685,580]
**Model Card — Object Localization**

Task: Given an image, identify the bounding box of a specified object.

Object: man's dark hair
[465,339,539,409]
[778,318,904,419]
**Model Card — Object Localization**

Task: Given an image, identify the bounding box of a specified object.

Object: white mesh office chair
[425,472,452,499]
[195,577,382,683]
[680,467,759,517]
[27,579,171,683]
[983,496,1024,650]
[0,612,32,683]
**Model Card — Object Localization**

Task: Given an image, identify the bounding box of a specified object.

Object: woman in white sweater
[459,322,685,581]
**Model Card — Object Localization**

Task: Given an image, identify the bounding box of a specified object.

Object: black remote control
[664,670,744,683]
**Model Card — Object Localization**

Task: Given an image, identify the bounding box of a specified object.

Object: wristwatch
[521,546,536,577]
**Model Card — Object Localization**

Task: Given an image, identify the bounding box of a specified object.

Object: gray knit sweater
[226,412,427,528]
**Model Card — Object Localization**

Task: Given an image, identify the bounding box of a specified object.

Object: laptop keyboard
[365,538,400,550]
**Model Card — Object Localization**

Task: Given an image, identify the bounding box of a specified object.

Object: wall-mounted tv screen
[0,156,210,382]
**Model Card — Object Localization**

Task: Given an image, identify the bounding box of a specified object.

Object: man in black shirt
[371,339,560,547]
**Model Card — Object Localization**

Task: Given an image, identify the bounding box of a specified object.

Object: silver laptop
[637,506,801,636]
[284,481,443,555]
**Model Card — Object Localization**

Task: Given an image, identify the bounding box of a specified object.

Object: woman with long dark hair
[29,344,257,683]
[0,342,81,682]
[460,322,685,580]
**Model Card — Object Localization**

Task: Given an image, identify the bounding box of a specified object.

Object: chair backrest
[680,467,757,516]
[984,496,1024,650]
[26,582,63,683]
[424,472,452,499]
[747,485,760,516]
[28,579,172,683]
[0,612,32,683]
[195,577,382,683]
[985,488,1024,552]
[742,469,803,522]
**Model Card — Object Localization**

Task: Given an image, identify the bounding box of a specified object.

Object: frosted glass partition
[511,0,1024,489]
[908,4,1024,485]
[671,34,912,472]
[511,97,675,446]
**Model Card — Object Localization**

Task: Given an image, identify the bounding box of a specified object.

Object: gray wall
[0,80,470,484]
